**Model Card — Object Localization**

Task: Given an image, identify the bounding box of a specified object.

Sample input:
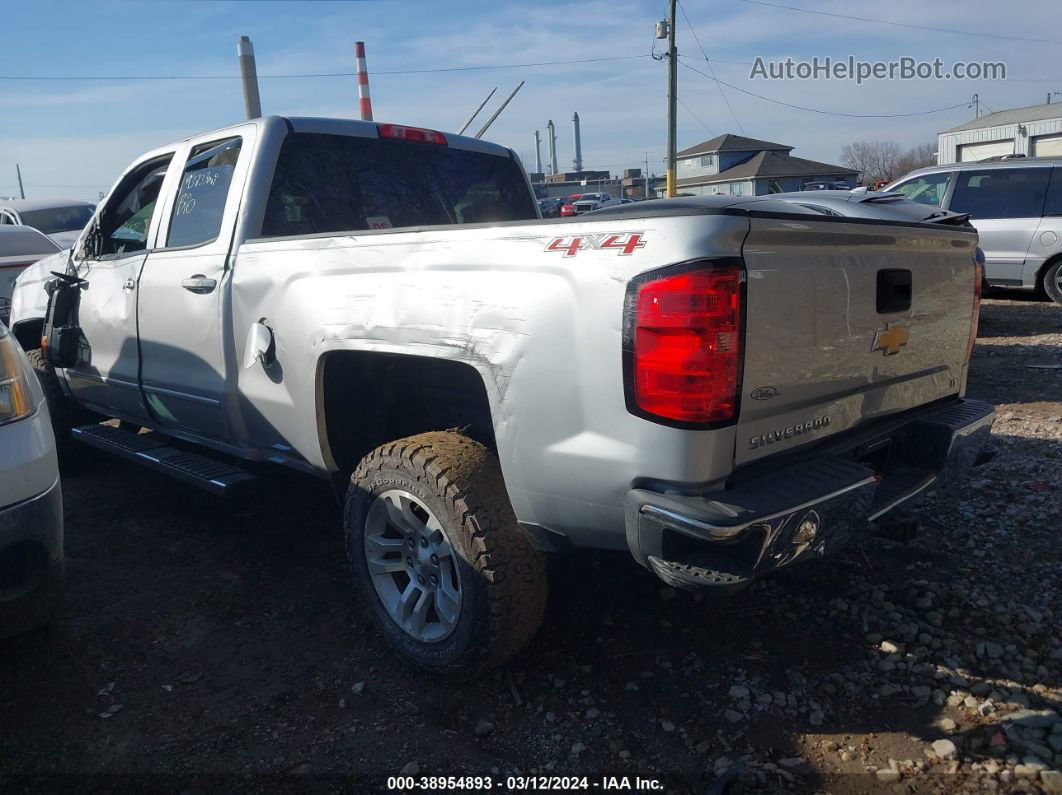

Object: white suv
[0,321,63,637]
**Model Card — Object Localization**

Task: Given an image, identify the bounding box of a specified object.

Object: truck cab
[11,117,538,459]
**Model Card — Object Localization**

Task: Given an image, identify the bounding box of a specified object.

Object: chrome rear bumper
[625,399,995,592]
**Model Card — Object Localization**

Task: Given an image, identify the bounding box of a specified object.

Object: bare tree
[895,142,937,176]
[841,140,912,185]
[840,141,878,185]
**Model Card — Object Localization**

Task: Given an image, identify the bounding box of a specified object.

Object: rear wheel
[1042,259,1062,305]
[345,431,548,679]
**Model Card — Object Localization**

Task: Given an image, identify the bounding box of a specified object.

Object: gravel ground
[1,294,1059,794]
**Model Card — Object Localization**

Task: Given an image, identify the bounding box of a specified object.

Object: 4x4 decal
[545,232,646,257]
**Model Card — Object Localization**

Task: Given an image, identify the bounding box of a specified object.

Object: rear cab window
[261,132,537,237]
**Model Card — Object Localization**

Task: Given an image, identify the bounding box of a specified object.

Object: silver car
[0,320,63,637]
[886,157,1062,303]
[0,226,62,326]
[0,199,97,250]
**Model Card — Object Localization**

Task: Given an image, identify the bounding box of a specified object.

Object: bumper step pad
[647,554,749,593]
[71,424,256,497]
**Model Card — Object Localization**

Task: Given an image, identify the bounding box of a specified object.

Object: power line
[677,97,715,135]
[680,59,969,118]
[677,0,744,133]
[0,55,651,82]
[0,184,104,189]
[734,0,1062,46]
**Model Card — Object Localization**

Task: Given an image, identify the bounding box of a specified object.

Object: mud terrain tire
[345,431,548,679]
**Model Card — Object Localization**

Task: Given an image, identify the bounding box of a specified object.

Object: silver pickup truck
[9,116,994,678]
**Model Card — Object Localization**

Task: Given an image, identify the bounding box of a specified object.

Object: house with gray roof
[937,102,1062,164]
[674,134,857,197]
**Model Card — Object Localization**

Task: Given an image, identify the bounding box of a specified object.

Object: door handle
[181,275,217,294]
[123,277,136,291]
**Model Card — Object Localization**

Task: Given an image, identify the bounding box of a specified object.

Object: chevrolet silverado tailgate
[734,211,978,466]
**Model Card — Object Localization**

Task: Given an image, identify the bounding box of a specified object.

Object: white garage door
[1032,133,1062,157]
[958,140,1015,162]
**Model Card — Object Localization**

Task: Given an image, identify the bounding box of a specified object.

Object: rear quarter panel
[229,215,749,547]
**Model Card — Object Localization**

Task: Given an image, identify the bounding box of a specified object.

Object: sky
[1,0,1059,201]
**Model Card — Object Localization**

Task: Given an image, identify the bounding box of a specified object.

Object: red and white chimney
[355,41,373,121]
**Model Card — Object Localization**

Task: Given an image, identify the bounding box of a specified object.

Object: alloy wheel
[362,489,462,642]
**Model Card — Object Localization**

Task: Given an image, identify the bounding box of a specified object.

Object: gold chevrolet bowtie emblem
[871,323,910,355]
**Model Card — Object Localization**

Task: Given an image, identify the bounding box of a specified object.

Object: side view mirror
[42,272,85,368]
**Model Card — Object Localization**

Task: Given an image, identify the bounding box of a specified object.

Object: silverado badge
[871,323,910,356]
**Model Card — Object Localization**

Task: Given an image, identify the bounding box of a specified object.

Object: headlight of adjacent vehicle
[0,323,36,425]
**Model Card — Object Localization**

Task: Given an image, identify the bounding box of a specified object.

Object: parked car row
[536,192,635,218]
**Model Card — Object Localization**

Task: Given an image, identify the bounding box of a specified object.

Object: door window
[891,172,951,206]
[949,168,1051,219]
[94,155,173,257]
[1044,168,1062,217]
[166,137,243,248]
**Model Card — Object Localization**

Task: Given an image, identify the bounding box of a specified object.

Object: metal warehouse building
[938,102,1062,164]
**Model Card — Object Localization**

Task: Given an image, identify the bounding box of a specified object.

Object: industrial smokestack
[547,119,558,176]
[571,112,583,173]
[237,36,262,120]
[355,41,374,121]
[533,131,542,174]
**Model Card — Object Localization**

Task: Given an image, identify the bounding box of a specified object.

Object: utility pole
[971,93,979,119]
[644,153,650,200]
[15,164,25,199]
[237,36,262,119]
[665,0,678,197]
[547,119,558,176]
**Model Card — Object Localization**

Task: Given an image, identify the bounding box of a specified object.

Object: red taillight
[967,253,983,362]
[377,123,447,145]
[560,204,574,216]
[625,261,744,425]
